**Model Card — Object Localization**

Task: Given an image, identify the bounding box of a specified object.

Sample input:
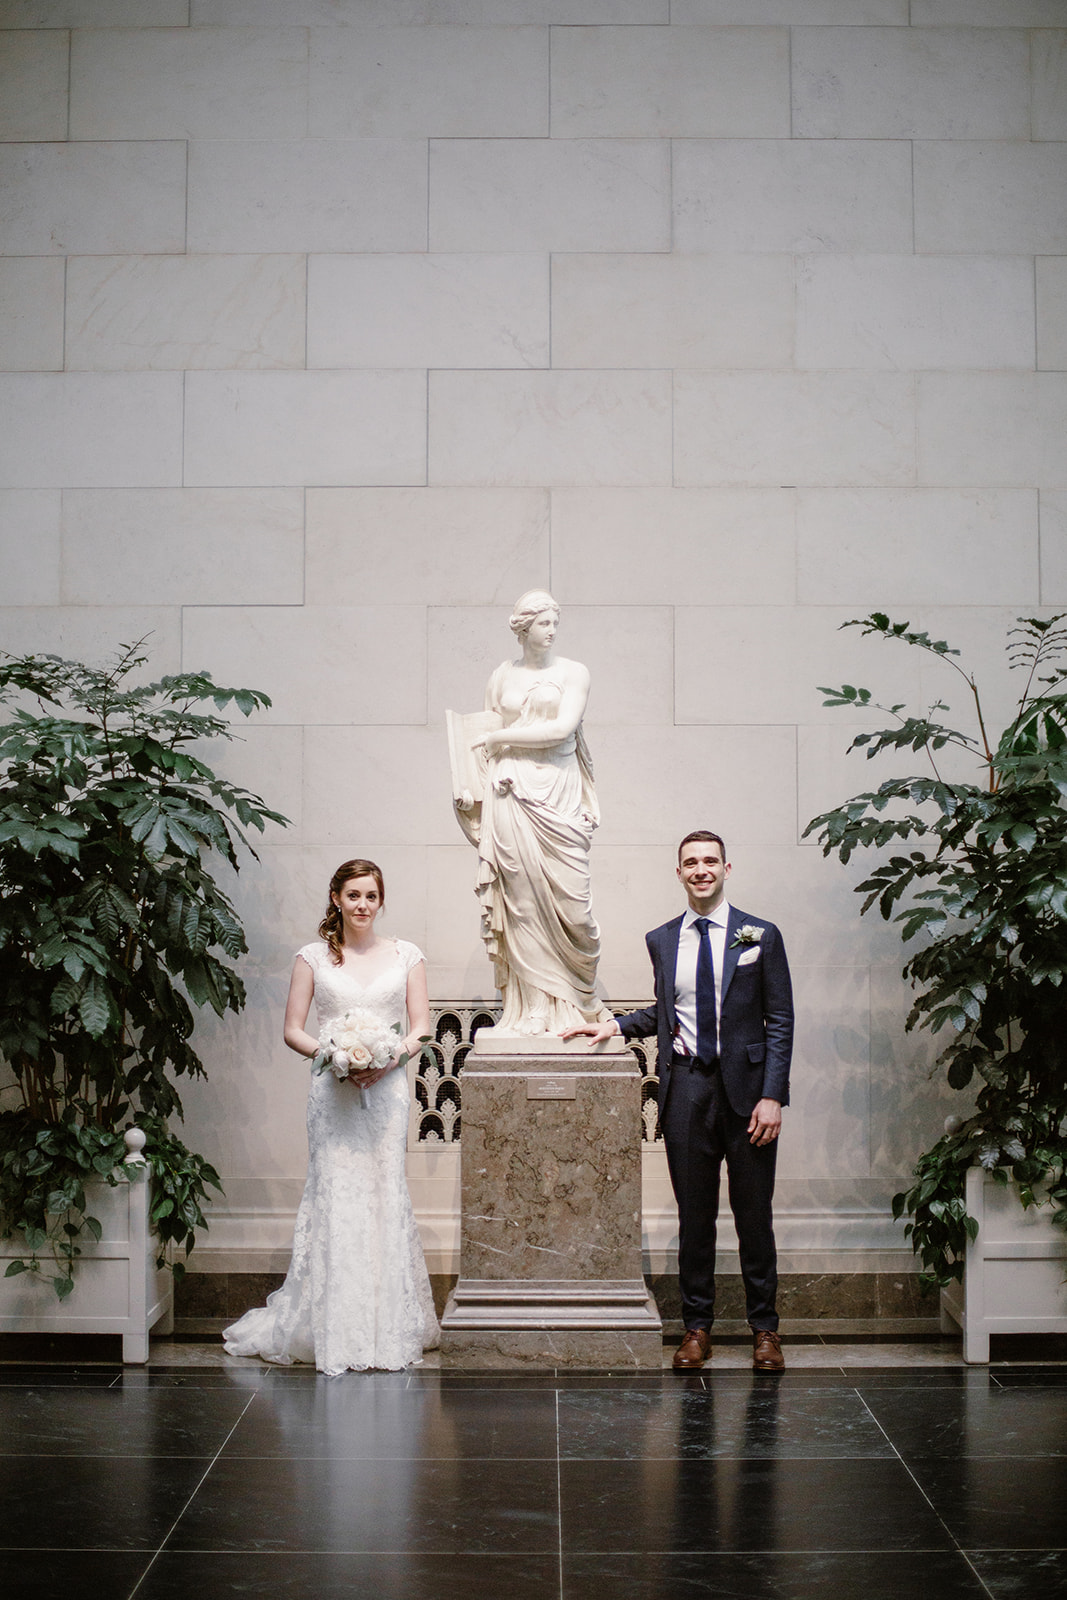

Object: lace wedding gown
[223,938,439,1375]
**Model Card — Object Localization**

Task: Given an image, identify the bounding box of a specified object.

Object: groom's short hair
[678,830,726,863]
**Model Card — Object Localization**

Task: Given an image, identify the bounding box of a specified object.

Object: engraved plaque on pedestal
[440,1047,662,1368]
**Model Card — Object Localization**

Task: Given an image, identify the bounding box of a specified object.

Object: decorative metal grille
[418,1003,662,1145]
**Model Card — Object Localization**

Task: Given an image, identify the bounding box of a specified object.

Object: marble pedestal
[439,1043,662,1368]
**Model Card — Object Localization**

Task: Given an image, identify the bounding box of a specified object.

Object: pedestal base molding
[441,1277,662,1368]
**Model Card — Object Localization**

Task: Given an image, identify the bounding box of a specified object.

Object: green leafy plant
[804,613,1067,1288]
[0,642,288,1298]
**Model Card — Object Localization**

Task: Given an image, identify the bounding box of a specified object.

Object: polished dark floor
[1,1352,1065,1600]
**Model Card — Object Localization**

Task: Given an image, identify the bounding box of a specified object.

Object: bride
[223,859,439,1374]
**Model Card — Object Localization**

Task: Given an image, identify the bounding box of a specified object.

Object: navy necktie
[694,916,716,1064]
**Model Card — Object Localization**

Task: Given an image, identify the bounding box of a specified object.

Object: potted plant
[0,642,286,1356]
[804,613,1067,1360]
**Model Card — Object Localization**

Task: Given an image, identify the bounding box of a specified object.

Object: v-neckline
[337,940,401,990]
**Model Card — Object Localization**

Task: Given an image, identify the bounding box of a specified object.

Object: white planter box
[940,1166,1067,1363]
[0,1158,173,1364]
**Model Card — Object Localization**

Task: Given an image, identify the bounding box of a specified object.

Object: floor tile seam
[566,1386,915,1398]
[17,1544,1061,1561]
[131,1551,567,1562]
[0,1545,171,1554]
[963,1546,1067,1554]
[561,1381,868,1391]
[126,1388,263,1600]
[0,1453,231,1461]
[855,1389,972,1563]
[0,1363,123,1370]
[0,1378,123,1385]
[110,1386,273,1393]
[889,1451,1067,1461]
[991,1376,1067,1388]
[556,1452,900,1461]
[0,1367,243,1375]
[132,1546,972,1560]
[849,1380,1003,1388]
[157,1544,564,1555]
[556,1552,1039,1565]
[958,1549,1002,1600]
[200,1451,902,1463]
[270,1378,563,1387]
[7,1382,262,1392]
[551,1544,971,1555]
[555,1390,564,1600]
[990,1378,1067,1388]
[115,1376,272,1385]
[6,1398,256,1411]
[213,1453,565,1462]
[0,1450,916,1463]
[205,1368,970,1378]
[0,1385,1010,1398]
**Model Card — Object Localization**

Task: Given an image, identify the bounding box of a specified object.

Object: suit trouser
[660,1055,779,1333]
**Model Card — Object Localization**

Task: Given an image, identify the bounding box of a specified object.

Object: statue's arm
[482,661,590,753]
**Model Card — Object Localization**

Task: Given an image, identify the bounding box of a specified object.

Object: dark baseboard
[175,1272,458,1322]
[175,1271,942,1327]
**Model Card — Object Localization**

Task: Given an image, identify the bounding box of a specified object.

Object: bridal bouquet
[312,1009,398,1107]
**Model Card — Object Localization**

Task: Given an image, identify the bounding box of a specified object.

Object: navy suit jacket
[617,905,794,1120]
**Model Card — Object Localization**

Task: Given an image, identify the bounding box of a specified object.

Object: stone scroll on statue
[448,590,616,1042]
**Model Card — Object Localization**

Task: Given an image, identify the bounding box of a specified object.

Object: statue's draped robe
[470,662,612,1034]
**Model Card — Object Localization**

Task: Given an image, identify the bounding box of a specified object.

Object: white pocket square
[737,947,761,966]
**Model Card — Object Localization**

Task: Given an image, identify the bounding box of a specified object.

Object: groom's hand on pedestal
[560,1019,621,1045]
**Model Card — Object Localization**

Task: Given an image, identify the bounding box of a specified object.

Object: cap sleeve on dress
[397,939,425,973]
[296,941,328,971]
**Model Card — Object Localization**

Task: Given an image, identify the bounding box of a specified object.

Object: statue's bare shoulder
[548,655,589,689]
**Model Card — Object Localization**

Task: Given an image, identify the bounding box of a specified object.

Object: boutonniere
[730,924,764,949]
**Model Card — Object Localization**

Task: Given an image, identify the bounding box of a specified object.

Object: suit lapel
[719,906,743,1008]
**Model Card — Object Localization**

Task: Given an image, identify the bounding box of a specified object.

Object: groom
[564,831,793,1372]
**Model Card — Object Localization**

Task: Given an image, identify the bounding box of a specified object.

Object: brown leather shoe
[752,1329,785,1372]
[673,1327,711,1370]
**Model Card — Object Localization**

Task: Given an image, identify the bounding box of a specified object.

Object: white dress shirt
[673,901,730,1058]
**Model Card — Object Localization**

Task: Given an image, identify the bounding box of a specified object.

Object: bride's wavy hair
[319,858,385,966]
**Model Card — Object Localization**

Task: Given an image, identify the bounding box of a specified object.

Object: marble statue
[448,591,614,1038]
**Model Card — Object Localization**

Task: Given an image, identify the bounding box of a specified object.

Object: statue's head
[509,590,560,640]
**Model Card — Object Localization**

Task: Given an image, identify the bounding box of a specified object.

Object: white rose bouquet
[311,1009,399,1108]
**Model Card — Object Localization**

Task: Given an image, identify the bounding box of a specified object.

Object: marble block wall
[1,1,1065,1283]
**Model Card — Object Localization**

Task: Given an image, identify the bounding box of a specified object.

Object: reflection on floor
[1,1336,1064,1600]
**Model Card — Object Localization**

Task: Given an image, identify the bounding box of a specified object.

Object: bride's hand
[364,1045,411,1082]
[348,1064,389,1087]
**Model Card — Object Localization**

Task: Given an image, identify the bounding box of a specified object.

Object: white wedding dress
[223,938,439,1375]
